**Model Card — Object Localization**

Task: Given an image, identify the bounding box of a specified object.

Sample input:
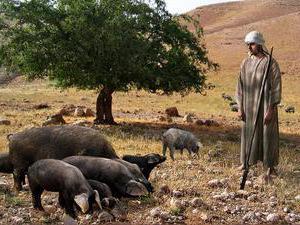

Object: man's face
[248,42,260,55]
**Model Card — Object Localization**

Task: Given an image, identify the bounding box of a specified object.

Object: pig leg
[162,143,167,157]
[13,168,26,191]
[58,192,66,208]
[62,191,76,218]
[169,147,175,161]
[31,186,44,210]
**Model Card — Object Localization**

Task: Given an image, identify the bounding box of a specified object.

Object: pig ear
[94,190,102,210]
[125,180,148,196]
[74,193,89,213]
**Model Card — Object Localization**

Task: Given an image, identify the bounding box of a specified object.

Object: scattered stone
[183,114,193,123]
[11,216,24,224]
[165,107,179,117]
[159,184,171,194]
[74,107,85,117]
[72,120,92,126]
[247,194,257,202]
[242,211,255,221]
[59,104,76,116]
[223,206,230,213]
[283,207,291,213]
[33,103,49,110]
[266,213,279,222]
[208,179,223,188]
[236,190,249,198]
[192,209,199,214]
[110,206,127,221]
[84,108,95,117]
[63,214,78,225]
[212,191,230,201]
[0,118,11,125]
[98,211,114,222]
[200,212,209,221]
[220,178,229,187]
[285,106,295,113]
[42,113,66,126]
[150,207,162,218]
[190,197,203,207]
[170,197,183,209]
[172,190,184,198]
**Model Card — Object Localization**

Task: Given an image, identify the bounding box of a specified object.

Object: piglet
[27,159,101,218]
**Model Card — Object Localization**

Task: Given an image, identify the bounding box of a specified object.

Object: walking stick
[240,47,273,190]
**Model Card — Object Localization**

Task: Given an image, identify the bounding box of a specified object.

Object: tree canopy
[0,0,217,123]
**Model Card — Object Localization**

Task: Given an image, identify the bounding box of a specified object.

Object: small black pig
[27,159,101,218]
[122,153,166,179]
[63,156,152,197]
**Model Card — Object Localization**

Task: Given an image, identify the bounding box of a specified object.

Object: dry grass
[0,0,300,223]
[0,75,299,224]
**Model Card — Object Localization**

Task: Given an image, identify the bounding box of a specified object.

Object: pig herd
[0,125,202,219]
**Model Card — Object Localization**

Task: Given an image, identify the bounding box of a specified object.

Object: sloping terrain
[188,0,300,75]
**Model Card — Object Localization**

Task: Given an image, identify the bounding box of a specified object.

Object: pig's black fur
[8,125,118,191]
[28,159,96,218]
[0,153,13,173]
[122,153,166,179]
[63,156,152,197]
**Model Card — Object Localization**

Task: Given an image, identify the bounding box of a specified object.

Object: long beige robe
[236,54,282,168]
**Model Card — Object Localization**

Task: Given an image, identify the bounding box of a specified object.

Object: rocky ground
[1,153,299,225]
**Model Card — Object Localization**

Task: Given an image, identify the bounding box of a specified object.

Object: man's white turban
[244,31,265,45]
[245,31,268,53]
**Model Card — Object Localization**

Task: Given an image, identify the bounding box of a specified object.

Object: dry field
[1,0,300,224]
[0,72,299,225]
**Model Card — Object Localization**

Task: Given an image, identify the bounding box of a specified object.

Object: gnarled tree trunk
[94,86,116,125]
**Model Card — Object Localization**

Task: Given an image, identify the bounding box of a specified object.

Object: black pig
[28,159,101,218]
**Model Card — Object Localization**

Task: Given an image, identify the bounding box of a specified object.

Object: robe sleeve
[236,59,246,112]
[269,59,282,106]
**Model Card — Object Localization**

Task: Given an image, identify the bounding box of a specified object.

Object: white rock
[247,194,257,201]
[192,209,199,214]
[150,207,162,217]
[172,190,184,197]
[269,196,277,202]
[266,213,280,222]
[170,197,183,209]
[243,211,255,221]
[11,216,24,224]
[208,179,222,188]
[223,206,230,213]
[295,195,300,201]
[74,107,85,117]
[283,207,291,213]
[183,114,193,123]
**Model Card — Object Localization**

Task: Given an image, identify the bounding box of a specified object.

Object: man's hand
[238,110,246,122]
[264,107,274,125]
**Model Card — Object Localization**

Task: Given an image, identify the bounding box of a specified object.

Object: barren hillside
[188,0,300,75]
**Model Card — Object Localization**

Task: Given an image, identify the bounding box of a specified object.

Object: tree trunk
[94,86,116,125]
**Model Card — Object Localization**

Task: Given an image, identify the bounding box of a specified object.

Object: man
[236,31,282,177]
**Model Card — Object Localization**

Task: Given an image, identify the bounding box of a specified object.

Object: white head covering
[244,31,268,54]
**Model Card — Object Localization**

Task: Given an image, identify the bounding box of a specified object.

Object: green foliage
[0,0,217,94]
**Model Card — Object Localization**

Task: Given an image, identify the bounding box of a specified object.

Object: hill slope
[188,0,300,76]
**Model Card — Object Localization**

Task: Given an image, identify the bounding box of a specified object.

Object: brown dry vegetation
[0,0,300,224]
